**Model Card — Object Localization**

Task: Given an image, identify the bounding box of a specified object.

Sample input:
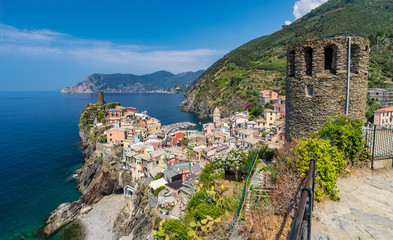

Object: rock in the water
[43,201,83,237]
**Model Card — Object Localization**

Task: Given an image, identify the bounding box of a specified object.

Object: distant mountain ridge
[61,70,204,93]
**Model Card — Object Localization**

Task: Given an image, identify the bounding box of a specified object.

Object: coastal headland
[41,101,199,239]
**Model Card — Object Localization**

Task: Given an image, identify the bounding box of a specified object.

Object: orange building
[170,132,186,145]
[105,128,126,144]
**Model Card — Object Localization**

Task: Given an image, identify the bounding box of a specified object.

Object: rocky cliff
[42,103,132,237]
[113,183,154,240]
[61,70,204,94]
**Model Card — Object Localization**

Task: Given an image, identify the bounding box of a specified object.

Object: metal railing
[364,124,393,168]
[229,149,259,231]
[288,158,316,240]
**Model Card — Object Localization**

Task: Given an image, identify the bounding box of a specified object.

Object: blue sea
[0,91,208,240]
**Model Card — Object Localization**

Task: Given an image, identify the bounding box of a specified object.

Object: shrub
[98,134,107,143]
[292,137,347,201]
[162,219,189,240]
[192,204,221,221]
[271,167,301,213]
[154,186,165,196]
[198,163,216,186]
[107,102,121,108]
[153,174,163,180]
[187,191,207,210]
[317,113,364,162]
[258,145,276,161]
[97,111,106,123]
[212,149,248,172]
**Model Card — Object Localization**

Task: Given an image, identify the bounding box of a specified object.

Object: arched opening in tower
[305,47,313,76]
[324,46,337,74]
[350,44,361,74]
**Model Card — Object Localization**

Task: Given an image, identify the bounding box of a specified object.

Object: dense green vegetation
[154,186,165,196]
[365,98,383,120]
[292,114,368,201]
[317,113,364,160]
[293,137,347,201]
[186,0,393,116]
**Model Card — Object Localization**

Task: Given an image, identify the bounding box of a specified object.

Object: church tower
[213,107,221,126]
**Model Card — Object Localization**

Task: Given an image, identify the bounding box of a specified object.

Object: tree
[210,149,248,176]
[365,98,382,120]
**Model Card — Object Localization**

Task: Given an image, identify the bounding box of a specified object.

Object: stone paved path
[245,162,267,215]
[312,168,393,240]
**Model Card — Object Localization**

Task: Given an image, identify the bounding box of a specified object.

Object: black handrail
[288,158,316,240]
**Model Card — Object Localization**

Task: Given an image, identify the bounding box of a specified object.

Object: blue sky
[0,0,327,91]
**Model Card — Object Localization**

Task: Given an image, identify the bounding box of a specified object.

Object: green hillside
[181,0,393,118]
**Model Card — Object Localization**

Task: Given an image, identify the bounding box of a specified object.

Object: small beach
[78,194,125,240]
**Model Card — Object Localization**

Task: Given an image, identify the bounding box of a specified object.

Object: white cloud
[0,23,226,73]
[285,20,292,25]
[0,23,66,42]
[293,0,328,19]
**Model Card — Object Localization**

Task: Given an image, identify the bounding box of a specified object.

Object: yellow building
[264,109,278,131]
[255,118,267,130]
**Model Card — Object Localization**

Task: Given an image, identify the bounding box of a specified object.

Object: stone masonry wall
[285,37,369,141]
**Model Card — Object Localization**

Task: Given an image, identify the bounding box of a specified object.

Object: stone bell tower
[213,107,221,126]
[285,37,369,141]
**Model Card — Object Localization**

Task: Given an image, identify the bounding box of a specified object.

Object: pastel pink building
[271,123,285,143]
[109,108,124,118]
[106,128,126,144]
[374,106,393,126]
[108,108,124,125]
[259,90,278,105]
[274,96,286,119]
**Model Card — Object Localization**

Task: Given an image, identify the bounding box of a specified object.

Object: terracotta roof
[376,106,393,112]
